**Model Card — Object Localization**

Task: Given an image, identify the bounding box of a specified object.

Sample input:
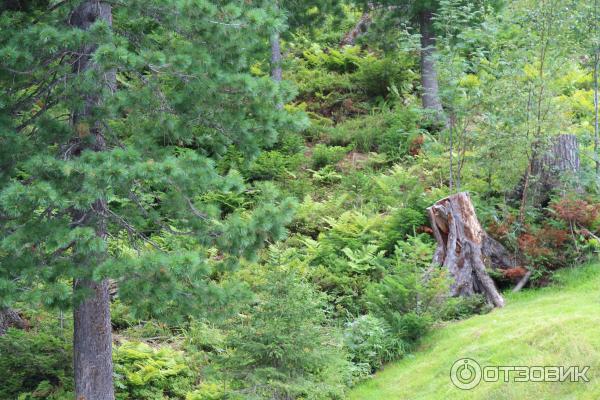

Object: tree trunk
[513,134,581,209]
[418,10,445,121]
[73,278,114,400]
[428,192,505,307]
[270,31,282,83]
[69,2,116,399]
[0,308,26,336]
[594,50,599,176]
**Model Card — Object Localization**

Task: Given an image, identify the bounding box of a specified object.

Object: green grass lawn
[348,263,600,400]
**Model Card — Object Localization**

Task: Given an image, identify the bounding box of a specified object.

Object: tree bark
[0,308,27,336]
[69,2,116,399]
[270,31,282,84]
[418,10,445,122]
[513,134,581,209]
[428,192,505,308]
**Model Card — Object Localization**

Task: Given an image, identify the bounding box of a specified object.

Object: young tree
[0,1,295,397]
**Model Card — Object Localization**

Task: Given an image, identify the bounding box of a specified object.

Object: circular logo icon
[450,358,482,390]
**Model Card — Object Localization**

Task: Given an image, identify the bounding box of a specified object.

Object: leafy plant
[311,144,349,169]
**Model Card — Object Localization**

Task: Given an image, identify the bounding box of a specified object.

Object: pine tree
[0,1,295,397]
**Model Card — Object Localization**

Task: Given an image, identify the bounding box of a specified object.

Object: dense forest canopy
[0,0,599,399]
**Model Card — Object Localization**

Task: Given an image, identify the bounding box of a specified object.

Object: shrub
[435,295,492,321]
[0,328,73,400]
[289,194,349,237]
[312,165,343,185]
[113,342,195,400]
[311,144,349,169]
[246,150,304,181]
[352,54,418,99]
[223,268,349,400]
[343,314,405,373]
[381,207,428,251]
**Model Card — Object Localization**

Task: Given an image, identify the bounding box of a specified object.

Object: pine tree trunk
[270,32,282,83]
[428,193,505,308]
[418,10,445,120]
[73,278,114,400]
[69,2,116,399]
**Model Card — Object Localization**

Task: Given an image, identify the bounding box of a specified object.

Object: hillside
[2,1,600,399]
[349,264,600,400]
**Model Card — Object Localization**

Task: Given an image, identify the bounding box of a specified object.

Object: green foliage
[0,327,73,399]
[114,342,194,400]
[289,45,418,119]
[223,267,348,400]
[246,150,304,181]
[435,294,491,321]
[0,0,296,320]
[311,144,349,169]
[381,208,428,251]
[289,194,349,237]
[185,383,229,400]
[343,314,405,373]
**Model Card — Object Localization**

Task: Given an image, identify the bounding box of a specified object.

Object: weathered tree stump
[428,192,506,307]
[0,308,27,336]
[513,134,581,209]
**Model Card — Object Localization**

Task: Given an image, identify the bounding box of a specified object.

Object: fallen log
[428,192,506,307]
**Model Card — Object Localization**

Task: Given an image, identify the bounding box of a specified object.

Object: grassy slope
[348,263,600,400]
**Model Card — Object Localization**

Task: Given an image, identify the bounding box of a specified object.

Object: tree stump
[0,308,27,336]
[428,192,505,308]
[513,134,581,208]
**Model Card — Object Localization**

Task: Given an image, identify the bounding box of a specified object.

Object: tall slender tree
[0,0,295,396]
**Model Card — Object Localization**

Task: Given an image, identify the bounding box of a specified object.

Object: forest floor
[348,263,600,400]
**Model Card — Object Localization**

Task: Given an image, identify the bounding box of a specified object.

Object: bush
[435,295,491,321]
[289,194,348,237]
[0,328,73,399]
[223,268,349,400]
[352,54,417,99]
[311,144,349,169]
[381,207,428,251]
[343,314,405,373]
[114,341,195,400]
[247,150,304,181]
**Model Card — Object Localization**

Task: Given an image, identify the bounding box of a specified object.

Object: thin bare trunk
[519,162,531,225]
[594,51,599,175]
[449,114,454,191]
[512,271,532,292]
